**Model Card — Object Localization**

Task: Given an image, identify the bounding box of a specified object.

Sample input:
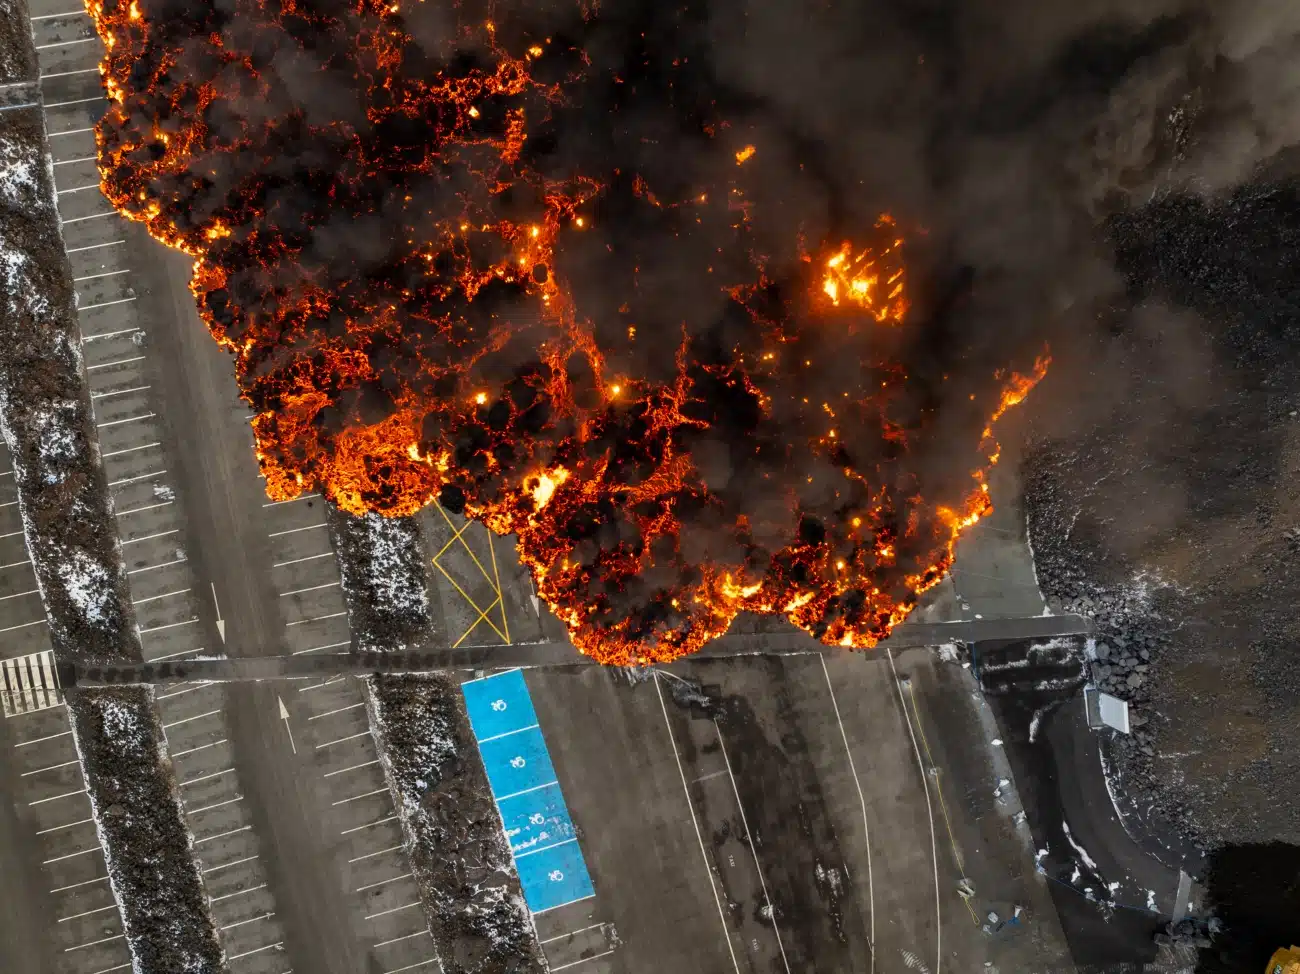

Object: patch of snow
[0,133,43,214]
[1146,888,1158,911]
[935,642,961,662]
[56,546,115,626]
[1028,706,1047,743]
[1061,818,1099,872]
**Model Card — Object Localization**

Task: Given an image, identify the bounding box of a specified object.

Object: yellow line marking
[905,680,980,926]
[488,531,510,645]
[433,502,498,590]
[433,558,507,645]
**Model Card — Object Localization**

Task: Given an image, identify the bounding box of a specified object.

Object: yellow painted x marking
[430,502,512,647]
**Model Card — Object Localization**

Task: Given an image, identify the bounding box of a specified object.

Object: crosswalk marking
[2,651,64,717]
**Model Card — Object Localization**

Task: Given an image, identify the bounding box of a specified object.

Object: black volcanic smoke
[89,0,1300,660]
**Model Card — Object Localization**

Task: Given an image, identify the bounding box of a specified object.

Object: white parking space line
[279,581,340,598]
[15,728,71,746]
[178,768,233,787]
[227,941,283,961]
[21,757,79,776]
[29,9,89,18]
[478,723,539,745]
[220,911,275,932]
[156,683,210,700]
[341,814,397,836]
[309,702,365,721]
[654,672,742,974]
[74,268,131,282]
[83,327,142,342]
[28,786,86,806]
[196,825,252,845]
[97,412,155,429]
[59,184,106,196]
[48,126,96,137]
[298,677,344,693]
[128,555,186,575]
[34,36,98,48]
[91,384,149,400]
[117,501,174,517]
[210,883,267,904]
[365,901,420,921]
[43,846,99,865]
[79,297,137,312]
[550,951,616,972]
[65,239,124,254]
[355,871,412,893]
[58,904,117,923]
[0,557,32,569]
[293,639,351,656]
[267,522,327,538]
[532,894,596,916]
[262,493,320,507]
[381,959,439,974]
[171,738,227,758]
[50,875,108,894]
[332,787,388,807]
[62,210,117,225]
[40,67,101,79]
[540,923,605,946]
[187,795,243,815]
[0,618,47,634]
[149,647,207,662]
[272,551,333,569]
[91,357,147,374]
[161,709,221,730]
[316,730,371,749]
[36,816,94,835]
[65,933,124,953]
[88,963,131,974]
[137,617,197,635]
[52,154,97,167]
[132,587,189,606]
[347,842,401,863]
[0,586,40,601]
[102,441,159,459]
[201,854,259,875]
[286,611,347,627]
[374,930,430,949]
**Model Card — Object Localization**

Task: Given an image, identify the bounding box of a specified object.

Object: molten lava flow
[87,0,1051,664]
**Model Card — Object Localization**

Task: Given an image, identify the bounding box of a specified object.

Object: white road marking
[137,617,197,635]
[262,493,320,507]
[0,586,39,601]
[210,883,267,904]
[298,677,344,692]
[654,672,741,974]
[347,842,402,863]
[355,871,412,892]
[48,125,96,137]
[50,875,108,894]
[27,786,85,806]
[101,441,158,459]
[293,639,350,656]
[267,522,327,538]
[65,933,124,952]
[226,941,282,961]
[279,580,341,598]
[21,756,78,776]
[36,816,93,835]
[820,655,875,971]
[43,846,99,865]
[459,666,521,686]
[341,814,397,836]
[532,893,596,916]
[62,210,117,224]
[515,837,577,860]
[35,36,99,49]
[91,384,149,400]
[540,923,604,945]
[82,326,141,342]
[478,723,538,744]
[79,297,137,312]
[96,412,155,429]
[316,730,371,750]
[116,501,173,517]
[128,555,186,575]
[73,268,131,281]
[0,617,47,634]
[551,951,615,972]
[309,701,365,721]
[715,720,791,974]
[178,768,234,787]
[496,780,557,803]
[221,911,275,933]
[30,9,89,19]
[887,649,940,974]
[131,587,189,606]
[333,787,388,806]
[381,960,439,974]
[285,610,347,627]
[365,901,420,921]
[161,709,221,730]
[89,356,146,373]
[373,930,430,949]
[171,738,227,758]
[15,728,71,746]
[39,67,101,79]
[148,646,206,662]
[201,853,259,875]
[65,239,124,253]
[57,904,117,923]
[156,683,211,700]
[187,795,244,815]
[52,154,98,167]
[197,825,251,845]
[272,551,333,569]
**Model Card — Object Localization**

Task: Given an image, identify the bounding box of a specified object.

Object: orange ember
[86,0,1050,664]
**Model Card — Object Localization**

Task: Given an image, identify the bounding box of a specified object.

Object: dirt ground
[1022,179,1300,853]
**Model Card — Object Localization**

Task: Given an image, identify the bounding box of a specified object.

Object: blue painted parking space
[460,669,595,914]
